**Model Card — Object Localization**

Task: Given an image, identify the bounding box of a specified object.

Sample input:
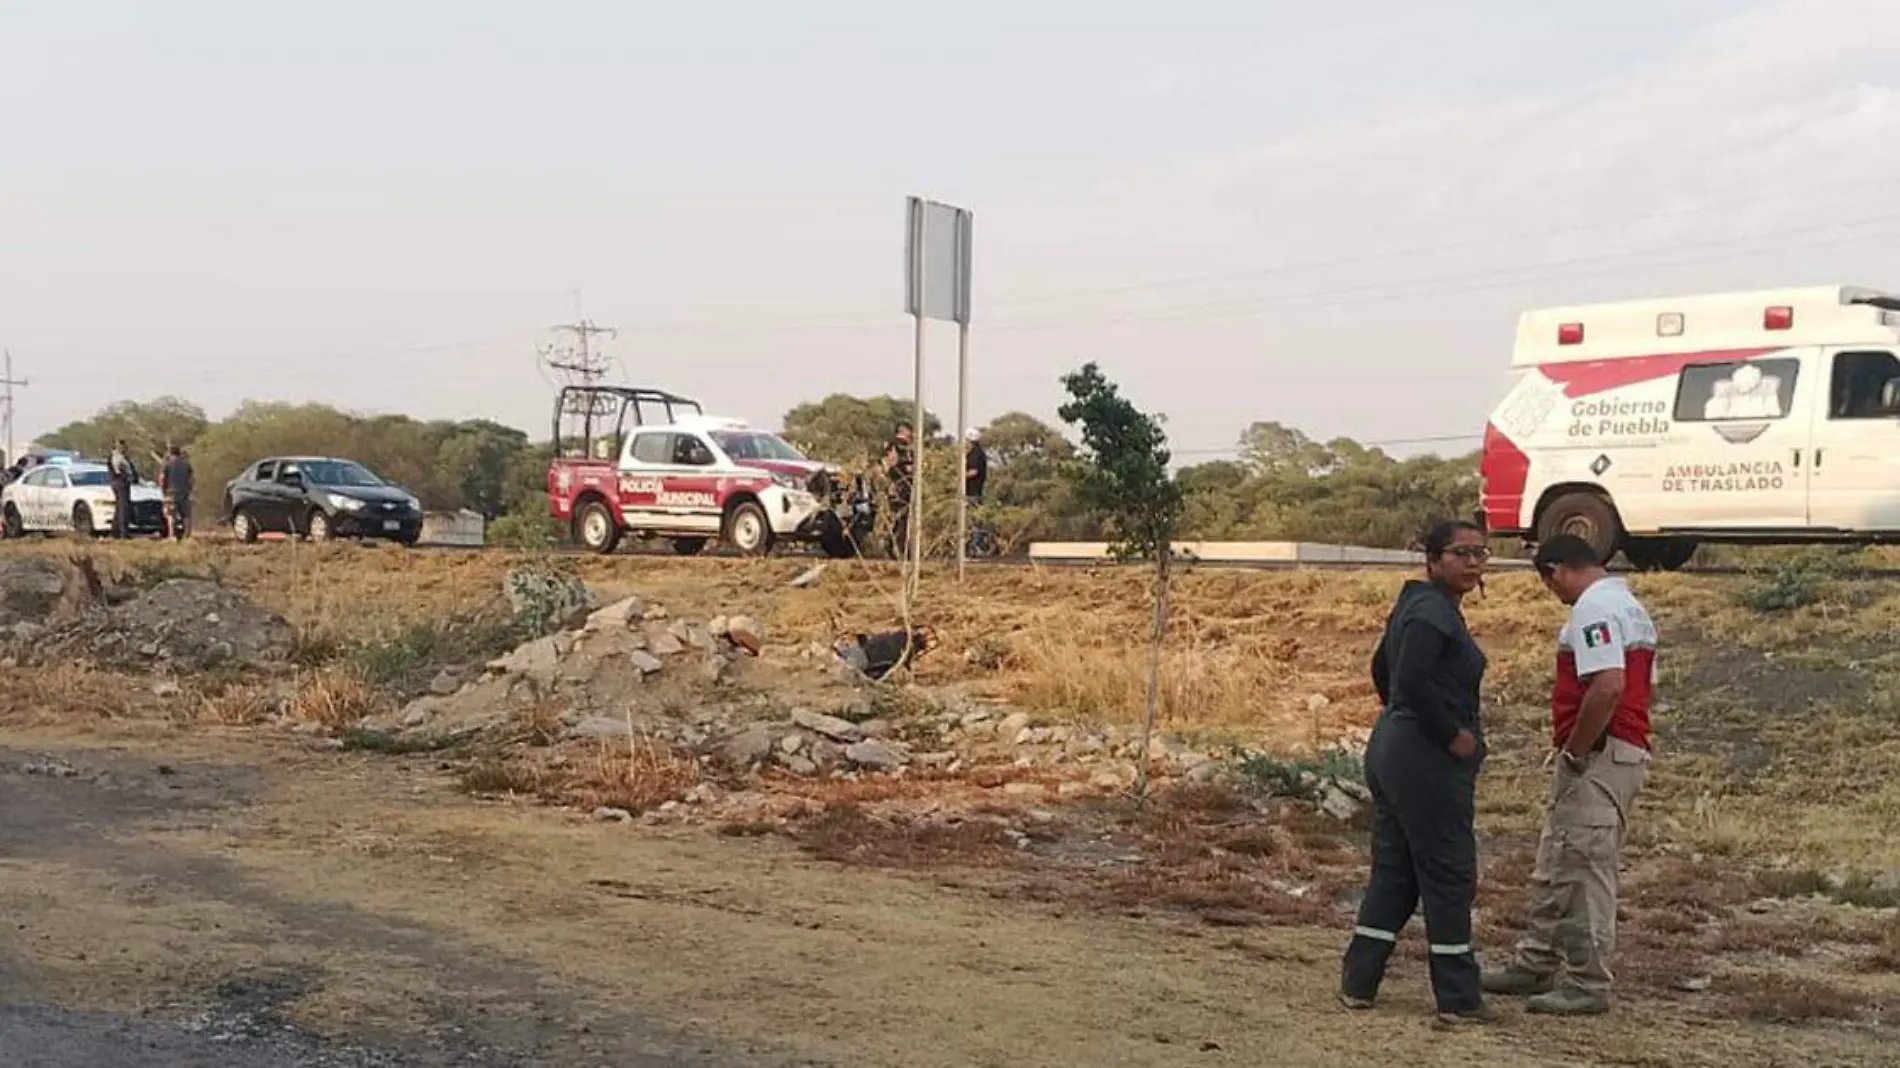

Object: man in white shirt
[1483,534,1656,1016]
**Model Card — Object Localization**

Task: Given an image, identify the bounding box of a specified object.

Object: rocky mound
[1,554,294,672]
[0,556,75,629]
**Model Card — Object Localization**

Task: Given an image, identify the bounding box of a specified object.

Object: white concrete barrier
[1027,540,1528,569]
[419,509,486,547]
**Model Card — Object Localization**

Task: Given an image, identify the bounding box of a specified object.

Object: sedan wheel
[233,509,259,544]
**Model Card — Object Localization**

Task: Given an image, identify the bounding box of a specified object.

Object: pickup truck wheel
[725,501,772,557]
[72,504,95,539]
[307,509,334,542]
[671,537,709,556]
[1537,491,1620,565]
[576,500,621,554]
[2,504,20,539]
[232,508,260,544]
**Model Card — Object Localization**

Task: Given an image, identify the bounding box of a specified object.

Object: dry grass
[1725,971,1882,1025]
[0,661,144,723]
[566,734,701,814]
[287,668,388,729]
[198,684,276,726]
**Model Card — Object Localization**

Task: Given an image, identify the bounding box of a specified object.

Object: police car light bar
[1558,322,1585,345]
[1765,305,1794,330]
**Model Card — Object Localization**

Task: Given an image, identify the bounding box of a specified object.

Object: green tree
[38,397,211,466]
[1057,362,1182,797]
[781,394,942,468]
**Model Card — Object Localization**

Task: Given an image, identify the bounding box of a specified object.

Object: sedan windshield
[710,431,807,462]
[300,461,384,487]
[70,470,110,487]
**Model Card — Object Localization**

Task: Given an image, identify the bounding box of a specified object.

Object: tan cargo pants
[1511,736,1649,994]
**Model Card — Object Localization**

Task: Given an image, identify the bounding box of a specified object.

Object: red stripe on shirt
[1553,647,1654,751]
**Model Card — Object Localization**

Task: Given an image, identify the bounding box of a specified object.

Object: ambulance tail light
[1765,305,1794,330]
[1558,322,1585,345]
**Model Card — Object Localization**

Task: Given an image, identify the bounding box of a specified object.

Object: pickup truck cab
[547,385,866,557]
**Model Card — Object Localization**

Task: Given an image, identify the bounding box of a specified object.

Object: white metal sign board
[905,197,973,325]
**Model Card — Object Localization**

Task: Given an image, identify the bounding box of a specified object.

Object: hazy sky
[5,0,1899,461]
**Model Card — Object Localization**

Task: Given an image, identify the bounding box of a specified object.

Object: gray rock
[494,635,562,683]
[585,596,645,632]
[708,615,731,638]
[807,739,845,771]
[629,651,665,675]
[1319,784,1363,823]
[427,670,462,697]
[594,806,633,823]
[570,715,632,741]
[996,711,1032,739]
[726,616,765,655]
[781,754,819,777]
[701,655,729,685]
[647,629,685,657]
[788,563,826,589]
[400,700,436,729]
[717,726,779,769]
[792,708,864,742]
[779,733,806,755]
[686,624,718,653]
[845,739,908,772]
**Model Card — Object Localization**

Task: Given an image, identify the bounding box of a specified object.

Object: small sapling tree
[1056,363,1183,797]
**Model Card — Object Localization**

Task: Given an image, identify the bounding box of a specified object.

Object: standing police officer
[1340,519,1493,1025]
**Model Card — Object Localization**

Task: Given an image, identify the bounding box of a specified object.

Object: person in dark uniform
[963,427,989,505]
[1340,518,1493,1025]
[883,423,915,557]
[161,444,194,541]
[107,439,137,540]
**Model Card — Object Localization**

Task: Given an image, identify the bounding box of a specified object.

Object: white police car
[1,459,167,538]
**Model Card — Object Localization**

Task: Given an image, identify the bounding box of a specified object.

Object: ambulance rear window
[1674,359,1800,423]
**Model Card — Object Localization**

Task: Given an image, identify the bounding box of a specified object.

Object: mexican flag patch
[1582,621,1612,649]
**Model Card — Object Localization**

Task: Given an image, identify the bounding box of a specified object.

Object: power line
[980,171,1900,309]
[539,319,618,387]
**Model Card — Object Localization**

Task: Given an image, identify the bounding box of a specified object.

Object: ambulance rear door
[1657,350,1813,530]
[1807,346,1900,532]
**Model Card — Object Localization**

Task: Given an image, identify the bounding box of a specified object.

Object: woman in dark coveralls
[1339,519,1492,1025]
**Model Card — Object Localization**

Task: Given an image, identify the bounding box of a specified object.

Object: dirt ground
[4,541,1900,1066]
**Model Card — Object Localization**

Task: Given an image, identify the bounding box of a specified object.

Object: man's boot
[1482,965,1553,996]
[1526,986,1610,1016]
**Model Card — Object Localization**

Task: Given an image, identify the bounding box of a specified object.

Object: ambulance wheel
[575,501,621,555]
[671,537,708,556]
[1624,537,1697,572]
[1537,491,1619,565]
[724,501,773,557]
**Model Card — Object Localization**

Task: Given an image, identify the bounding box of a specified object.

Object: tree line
[33,393,1479,550]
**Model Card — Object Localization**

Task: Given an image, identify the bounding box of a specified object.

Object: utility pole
[539,319,617,386]
[1,350,25,466]
[539,320,618,452]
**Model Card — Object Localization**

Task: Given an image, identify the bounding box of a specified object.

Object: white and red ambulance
[1481,285,1900,568]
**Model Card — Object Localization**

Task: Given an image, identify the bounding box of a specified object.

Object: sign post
[903,197,974,590]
